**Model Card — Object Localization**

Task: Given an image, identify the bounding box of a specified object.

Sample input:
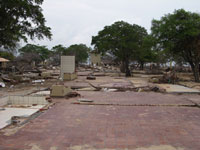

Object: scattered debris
[0,82,5,87]
[66,91,81,98]
[86,76,96,80]
[32,79,45,83]
[78,99,93,103]
[11,116,21,125]
[0,108,5,111]
[102,88,118,92]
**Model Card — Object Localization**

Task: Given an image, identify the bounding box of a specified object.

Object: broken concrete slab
[129,78,149,87]
[31,91,50,96]
[0,106,43,129]
[77,87,96,91]
[0,96,49,129]
[156,84,200,94]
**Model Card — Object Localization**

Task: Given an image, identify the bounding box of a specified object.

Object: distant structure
[0,57,9,68]
[60,56,77,80]
[90,51,101,66]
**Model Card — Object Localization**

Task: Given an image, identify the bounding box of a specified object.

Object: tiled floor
[0,91,200,150]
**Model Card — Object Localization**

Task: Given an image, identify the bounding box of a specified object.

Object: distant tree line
[0,0,200,82]
[17,43,91,66]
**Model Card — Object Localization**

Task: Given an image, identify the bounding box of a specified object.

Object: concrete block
[63,73,77,81]
[60,56,75,79]
[50,85,72,97]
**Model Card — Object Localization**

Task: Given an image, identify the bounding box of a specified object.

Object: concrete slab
[78,91,194,106]
[156,84,200,93]
[0,106,43,129]
[128,77,149,87]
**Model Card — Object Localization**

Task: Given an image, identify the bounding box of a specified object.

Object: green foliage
[92,21,147,76]
[135,35,157,65]
[51,45,67,56]
[19,44,50,61]
[0,0,52,49]
[0,51,14,60]
[64,44,90,65]
[151,9,200,82]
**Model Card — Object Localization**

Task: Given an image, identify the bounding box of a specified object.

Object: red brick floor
[0,92,200,150]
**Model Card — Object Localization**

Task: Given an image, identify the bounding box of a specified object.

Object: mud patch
[135,145,184,150]
[1,124,25,136]
[25,143,43,150]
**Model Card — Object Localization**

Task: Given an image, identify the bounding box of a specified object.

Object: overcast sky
[27,0,199,49]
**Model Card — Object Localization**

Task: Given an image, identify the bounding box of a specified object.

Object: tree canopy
[19,44,50,63]
[0,0,52,49]
[151,9,200,82]
[51,45,67,56]
[64,44,90,65]
[92,21,148,76]
[0,51,15,60]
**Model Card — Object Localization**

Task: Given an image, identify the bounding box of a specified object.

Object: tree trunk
[125,59,131,77]
[190,62,200,82]
[140,62,144,70]
[120,61,126,73]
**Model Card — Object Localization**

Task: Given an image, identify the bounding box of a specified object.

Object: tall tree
[92,21,147,76]
[0,0,52,49]
[151,9,200,82]
[64,44,90,65]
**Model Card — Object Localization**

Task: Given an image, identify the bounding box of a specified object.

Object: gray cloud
[26,0,200,49]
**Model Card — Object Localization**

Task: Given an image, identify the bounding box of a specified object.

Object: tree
[151,9,200,82]
[19,44,50,63]
[0,51,15,60]
[135,35,157,70]
[0,0,52,49]
[52,45,67,56]
[64,44,90,65]
[92,21,147,76]
[51,44,67,65]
